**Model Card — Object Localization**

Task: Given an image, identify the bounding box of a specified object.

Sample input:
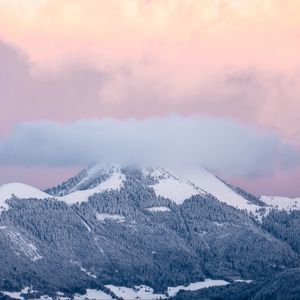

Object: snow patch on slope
[234,279,253,283]
[3,229,43,262]
[60,171,125,205]
[147,207,171,212]
[260,196,300,212]
[1,287,33,300]
[96,213,125,223]
[71,261,97,279]
[74,289,114,300]
[106,285,166,300]
[147,168,200,204]
[106,279,230,299]
[167,279,230,297]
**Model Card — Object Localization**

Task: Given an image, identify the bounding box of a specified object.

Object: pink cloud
[0,0,299,140]
[0,1,300,195]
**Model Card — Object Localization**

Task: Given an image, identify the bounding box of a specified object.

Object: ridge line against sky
[0,0,300,196]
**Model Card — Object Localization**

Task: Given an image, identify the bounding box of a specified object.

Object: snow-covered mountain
[0,164,300,300]
[1,164,297,217]
[0,183,53,213]
[0,165,125,211]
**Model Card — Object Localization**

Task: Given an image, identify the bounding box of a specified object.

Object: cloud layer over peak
[0,116,298,177]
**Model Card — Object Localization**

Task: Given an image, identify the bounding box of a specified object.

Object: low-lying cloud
[0,116,298,177]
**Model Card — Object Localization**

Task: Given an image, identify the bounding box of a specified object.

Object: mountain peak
[0,183,52,213]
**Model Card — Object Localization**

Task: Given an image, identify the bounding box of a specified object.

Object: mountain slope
[146,166,262,213]
[0,164,299,299]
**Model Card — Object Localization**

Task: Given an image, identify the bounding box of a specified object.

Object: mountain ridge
[1,164,299,217]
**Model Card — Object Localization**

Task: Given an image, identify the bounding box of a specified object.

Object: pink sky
[0,0,300,196]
